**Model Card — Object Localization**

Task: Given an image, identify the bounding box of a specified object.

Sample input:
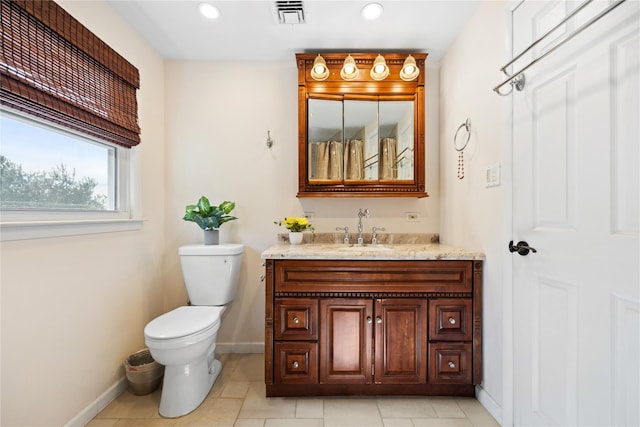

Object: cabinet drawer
[275,260,472,294]
[428,342,472,384]
[274,342,318,384]
[428,298,472,341]
[275,298,318,340]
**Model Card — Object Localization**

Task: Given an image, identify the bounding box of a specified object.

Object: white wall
[0,1,166,425]
[439,0,508,421]
[163,60,442,350]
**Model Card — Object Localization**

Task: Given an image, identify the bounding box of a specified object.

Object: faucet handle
[336,226,350,244]
[371,226,386,245]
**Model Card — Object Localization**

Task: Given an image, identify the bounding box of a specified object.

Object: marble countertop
[261,233,485,261]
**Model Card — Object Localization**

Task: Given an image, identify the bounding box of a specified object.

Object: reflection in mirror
[344,100,377,181]
[308,99,414,183]
[308,99,342,181]
[379,101,414,180]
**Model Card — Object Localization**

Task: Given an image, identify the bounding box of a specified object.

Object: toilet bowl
[145,306,225,417]
[143,243,243,418]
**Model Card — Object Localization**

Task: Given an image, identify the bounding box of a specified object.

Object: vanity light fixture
[361,2,383,20]
[400,54,420,81]
[198,2,220,19]
[369,54,389,80]
[340,54,359,81]
[310,54,329,81]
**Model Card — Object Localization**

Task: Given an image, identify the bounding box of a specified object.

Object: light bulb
[199,3,219,19]
[361,3,383,20]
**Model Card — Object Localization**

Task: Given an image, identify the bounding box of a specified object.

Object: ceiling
[106,1,481,62]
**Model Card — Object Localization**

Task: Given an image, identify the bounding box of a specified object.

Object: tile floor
[88,353,500,427]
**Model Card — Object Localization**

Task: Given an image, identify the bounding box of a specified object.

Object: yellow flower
[275,216,314,232]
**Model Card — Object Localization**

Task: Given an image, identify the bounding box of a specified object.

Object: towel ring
[453,118,471,180]
[453,118,471,152]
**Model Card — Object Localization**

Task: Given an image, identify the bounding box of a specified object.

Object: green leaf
[197,196,211,215]
[219,201,235,214]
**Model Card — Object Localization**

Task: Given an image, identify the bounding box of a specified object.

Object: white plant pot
[288,232,303,245]
[203,229,219,245]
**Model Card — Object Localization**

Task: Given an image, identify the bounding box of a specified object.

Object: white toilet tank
[179,243,244,306]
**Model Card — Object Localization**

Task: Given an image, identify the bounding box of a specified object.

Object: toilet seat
[144,306,224,340]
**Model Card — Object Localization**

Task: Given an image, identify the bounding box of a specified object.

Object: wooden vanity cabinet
[264,259,482,397]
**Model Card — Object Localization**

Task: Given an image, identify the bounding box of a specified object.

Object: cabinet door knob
[376,316,382,324]
[292,361,299,368]
[293,316,300,324]
[448,317,456,325]
[448,361,456,368]
[367,316,372,324]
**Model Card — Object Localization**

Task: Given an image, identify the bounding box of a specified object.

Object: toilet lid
[144,306,223,340]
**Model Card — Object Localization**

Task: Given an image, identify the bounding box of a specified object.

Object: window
[1,110,129,213]
[0,0,141,239]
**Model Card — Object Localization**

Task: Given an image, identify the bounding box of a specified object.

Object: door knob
[508,240,537,256]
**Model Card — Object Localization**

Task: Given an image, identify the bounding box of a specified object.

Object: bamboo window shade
[0,0,141,148]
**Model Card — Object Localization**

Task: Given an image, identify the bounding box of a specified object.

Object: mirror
[297,53,427,197]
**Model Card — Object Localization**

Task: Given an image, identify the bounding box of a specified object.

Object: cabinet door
[320,299,373,384]
[274,298,318,340]
[374,298,427,384]
[274,342,318,384]
[428,342,472,384]
[428,298,472,341]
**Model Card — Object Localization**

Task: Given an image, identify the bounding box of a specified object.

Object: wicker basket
[123,348,164,396]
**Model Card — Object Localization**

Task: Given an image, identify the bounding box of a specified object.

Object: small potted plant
[274,216,314,245]
[183,196,237,245]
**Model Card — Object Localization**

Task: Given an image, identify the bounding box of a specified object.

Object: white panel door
[512,1,640,426]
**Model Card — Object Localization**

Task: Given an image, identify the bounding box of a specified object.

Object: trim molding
[476,385,503,425]
[0,219,144,241]
[63,377,128,427]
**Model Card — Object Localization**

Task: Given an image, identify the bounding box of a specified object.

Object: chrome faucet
[336,226,349,244]
[371,226,386,245]
[356,208,370,244]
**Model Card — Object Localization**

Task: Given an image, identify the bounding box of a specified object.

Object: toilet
[144,243,243,418]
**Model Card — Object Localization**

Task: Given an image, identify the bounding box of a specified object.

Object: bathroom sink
[336,244,396,251]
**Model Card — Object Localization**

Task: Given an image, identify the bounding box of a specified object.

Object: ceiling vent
[272,1,305,24]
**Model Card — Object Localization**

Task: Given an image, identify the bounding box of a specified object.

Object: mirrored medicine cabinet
[296,52,428,198]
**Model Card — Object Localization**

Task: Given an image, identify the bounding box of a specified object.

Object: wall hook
[266,130,273,148]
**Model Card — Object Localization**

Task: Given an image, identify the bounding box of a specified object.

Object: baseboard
[63,377,128,427]
[476,385,503,425]
[217,341,264,354]
[65,342,263,426]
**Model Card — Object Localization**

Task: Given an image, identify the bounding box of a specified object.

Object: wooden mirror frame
[296,52,428,198]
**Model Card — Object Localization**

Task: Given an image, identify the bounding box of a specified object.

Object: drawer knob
[292,361,299,368]
[448,361,456,368]
[367,316,373,324]
[448,317,456,325]
[376,316,382,324]
[293,316,300,324]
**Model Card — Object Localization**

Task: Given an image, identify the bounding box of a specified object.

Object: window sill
[0,218,144,241]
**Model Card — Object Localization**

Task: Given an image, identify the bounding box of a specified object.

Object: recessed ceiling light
[361,3,383,20]
[199,3,220,19]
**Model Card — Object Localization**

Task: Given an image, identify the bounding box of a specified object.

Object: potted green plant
[183,196,238,245]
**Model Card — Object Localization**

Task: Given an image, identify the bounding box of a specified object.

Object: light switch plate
[485,163,501,188]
